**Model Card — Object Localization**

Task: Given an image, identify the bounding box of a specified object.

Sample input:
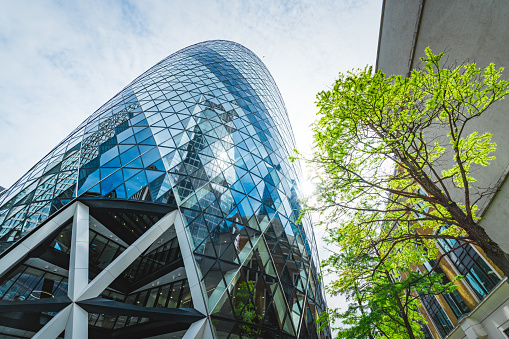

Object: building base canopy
[0,198,207,338]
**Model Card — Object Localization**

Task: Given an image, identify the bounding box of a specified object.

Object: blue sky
[0,0,382,314]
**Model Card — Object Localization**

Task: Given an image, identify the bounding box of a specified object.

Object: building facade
[376,1,509,338]
[0,40,330,339]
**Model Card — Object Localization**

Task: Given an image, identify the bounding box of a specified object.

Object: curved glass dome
[0,40,329,338]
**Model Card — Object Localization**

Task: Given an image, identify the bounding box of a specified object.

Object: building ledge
[446,278,509,339]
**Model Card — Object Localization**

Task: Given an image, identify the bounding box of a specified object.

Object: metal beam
[77,209,178,301]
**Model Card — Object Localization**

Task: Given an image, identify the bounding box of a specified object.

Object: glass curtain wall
[0,40,329,338]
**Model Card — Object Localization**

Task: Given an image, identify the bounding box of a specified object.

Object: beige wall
[377,0,509,252]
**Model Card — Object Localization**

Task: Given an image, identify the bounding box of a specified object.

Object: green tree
[300,48,509,277]
[233,281,261,337]
[319,230,459,339]
[295,49,509,337]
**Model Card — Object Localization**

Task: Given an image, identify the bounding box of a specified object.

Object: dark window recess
[49,221,73,254]
[89,229,126,270]
[120,236,182,284]
[437,235,501,299]
[423,259,470,319]
[93,280,193,330]
[420,323,434,339]
[420,294,454,338]
[0,265,68,301]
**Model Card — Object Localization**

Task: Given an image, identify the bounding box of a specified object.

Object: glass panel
[420,294,454,337]
[438,236,501,299]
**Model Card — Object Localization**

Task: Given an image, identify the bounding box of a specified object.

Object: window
[437,236,500,299]
[420,294,454,338]
[423,259,470,318]
[421,323,434,339]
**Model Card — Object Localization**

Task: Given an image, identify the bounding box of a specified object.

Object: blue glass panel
[120,146,140,166]
[100,170,123,195]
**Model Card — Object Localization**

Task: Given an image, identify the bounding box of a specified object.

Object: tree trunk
[404,158,509,279]
[354,289,376,339]
[394,293,417,339]
[447,202,509,278]
[385,271,417,339]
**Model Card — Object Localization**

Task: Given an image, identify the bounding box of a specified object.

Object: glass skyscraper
[0,40,329,339]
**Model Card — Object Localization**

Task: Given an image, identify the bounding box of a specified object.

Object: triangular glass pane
[210,318,236,339]
[124,157,144,169]
[103,156,122,168]
[190,230,216,258]
[202,260,224,299]
[208,261,240,311]
[270,284,286,330]
[263,222,278,241]
[264,258,278,279]
[282,310,296,335]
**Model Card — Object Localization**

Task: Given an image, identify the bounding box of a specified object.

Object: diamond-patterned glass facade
[0,40,329,338]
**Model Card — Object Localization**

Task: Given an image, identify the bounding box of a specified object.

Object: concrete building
[376,1,509,338]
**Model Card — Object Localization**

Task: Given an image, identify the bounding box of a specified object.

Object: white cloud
[0,0,382,319]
